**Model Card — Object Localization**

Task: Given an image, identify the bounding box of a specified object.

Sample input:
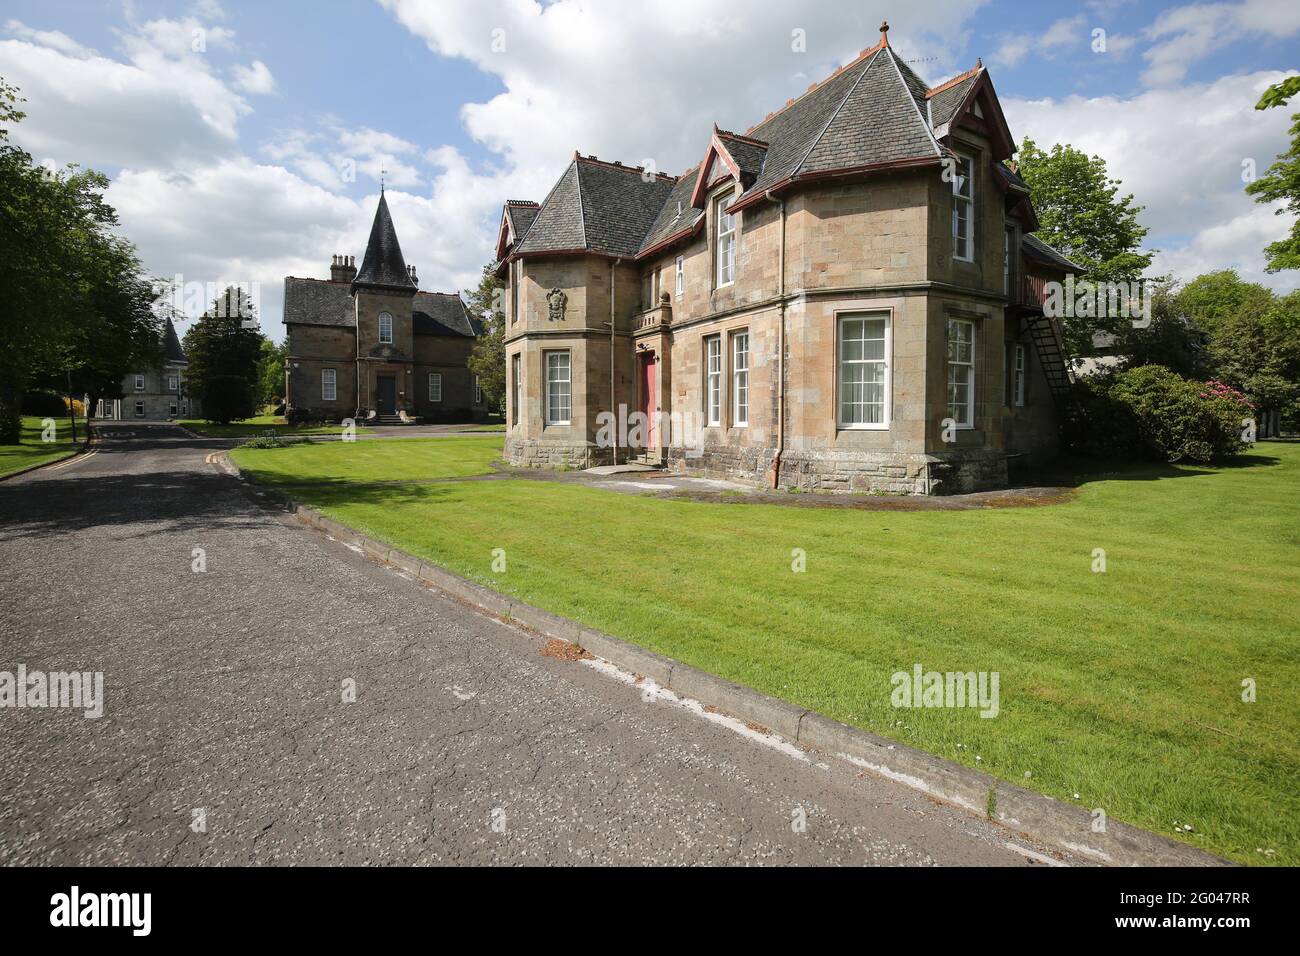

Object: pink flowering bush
[1066,365,1254,463]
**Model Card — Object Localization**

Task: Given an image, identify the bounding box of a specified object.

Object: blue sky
[2,0,1298,341]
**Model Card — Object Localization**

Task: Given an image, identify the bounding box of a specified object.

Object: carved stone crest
[546,287,567,322]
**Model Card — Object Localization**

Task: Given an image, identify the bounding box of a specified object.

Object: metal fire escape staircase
[1017,276,1074,404]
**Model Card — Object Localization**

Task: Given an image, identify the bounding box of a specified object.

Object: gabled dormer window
[951,152,974,262]
[378,311,393,344]
[715,195,736,287]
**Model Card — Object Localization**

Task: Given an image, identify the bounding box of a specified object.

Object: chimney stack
[408,264,418,287]
[330,254,356,283]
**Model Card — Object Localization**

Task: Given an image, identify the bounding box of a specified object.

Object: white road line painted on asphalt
[1061,841,1113,863]
[837,751,985,816]
[46,449,97,472]
[581,657,812,764]
[1002,842,1067,867]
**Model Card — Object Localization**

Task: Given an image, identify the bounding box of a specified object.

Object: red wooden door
[639,353,655,448]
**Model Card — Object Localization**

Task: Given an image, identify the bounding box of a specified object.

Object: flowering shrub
[1065,365,1253,463]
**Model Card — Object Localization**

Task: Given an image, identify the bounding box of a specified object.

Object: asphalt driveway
[0,422,1062,865]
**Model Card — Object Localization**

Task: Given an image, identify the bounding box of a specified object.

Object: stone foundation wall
[666,444,775,484]
[505,436,612,470]
[668,444,1009,496]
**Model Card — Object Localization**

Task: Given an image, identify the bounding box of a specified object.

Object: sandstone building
[284,192,486,423]
[98,318,200,420]
[496,23,1076,493]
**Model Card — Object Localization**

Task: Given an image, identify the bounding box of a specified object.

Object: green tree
[1175,270,1274,335]
[1113,279,1209,379]
[465,263,506,411]
[0,76,160,440]
[257,337,288,407]
[1245,78,1300,272]
[1015,137,1154,282]
[1205,291,1300,435]
[183,288,263,424]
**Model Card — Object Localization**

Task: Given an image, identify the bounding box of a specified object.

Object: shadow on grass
[1015,449,1282,490]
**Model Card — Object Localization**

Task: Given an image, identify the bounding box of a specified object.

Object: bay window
[731,331,749,427]
[838,314,890,428]
[705,335,722,426]
[545,351,571,425]
[946,318,975,427]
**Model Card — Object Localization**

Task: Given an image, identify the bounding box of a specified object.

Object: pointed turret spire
[352,192,416,293]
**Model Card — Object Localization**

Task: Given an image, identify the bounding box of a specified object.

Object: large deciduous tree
[1015,137,1154,283]
[0,76,160,441]
[1245,76,1300,272]
[465,263,506,411]
[1175,270,1300,436]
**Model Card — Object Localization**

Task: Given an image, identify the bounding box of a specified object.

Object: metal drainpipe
[765,190,786,489]
[611,259,621,466]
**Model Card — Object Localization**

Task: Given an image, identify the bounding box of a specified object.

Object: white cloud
[4,20,97,59]
[1004,70,1300,291]
[380,0,985,178]
[4,0,1296,346]
[992,15,1084,69]
[1142,0,1300,87]
[232,59,275,95]
[1151,203,1293,287]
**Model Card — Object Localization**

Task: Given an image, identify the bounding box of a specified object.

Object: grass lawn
[0,415,88,478]
[230,435,1300,865]
[178,415,371,439]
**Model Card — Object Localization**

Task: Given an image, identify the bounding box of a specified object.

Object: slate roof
[502,28,1011,262]
[995,161,1030,192]
[504,201,539,244]
[515,156,677,258]
[353,192,416,292]
[283,278,477,338]
[715,131,768,186]
[162,318,186,363]
[1022,233,1083,272]
[414,291,480,337]
[639,168,704,254]
[928,72,980,129]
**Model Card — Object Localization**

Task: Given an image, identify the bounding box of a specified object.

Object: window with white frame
[169,404,178,417]
[731,331,749,427]
[704,335,722,426]
[428,372,442,402]
[1013,343,1026,407]
[715,195,736,287]
[511,354,521,427]
[675,256,684,297]
[167,375,178,392]
[134,401,144,417]
[838,314,890,428]
[378,311,393,344]
[474,376,483,405]
[946,318,975,427]
[951,152,974,261]
[545,351,571,425]
[321,368,337,401]
[134,374,145,391]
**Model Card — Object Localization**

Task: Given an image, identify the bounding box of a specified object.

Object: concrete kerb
[213,449,1230,868]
